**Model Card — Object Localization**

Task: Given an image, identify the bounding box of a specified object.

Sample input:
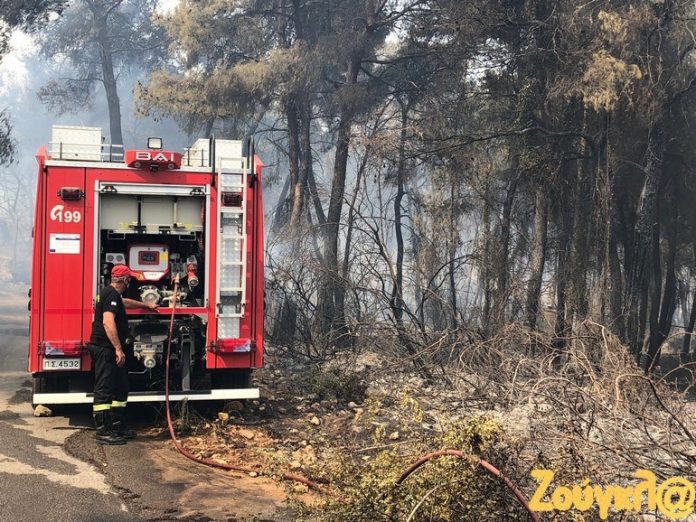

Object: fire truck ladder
[216,155,248,341]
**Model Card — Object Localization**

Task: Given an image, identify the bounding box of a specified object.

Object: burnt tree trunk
[645,181,678,371]
[682,292,696,357]
[553,160,575,353]
[391,102,408,325]
[608,223,624,336]
[554,213,571,353]
[287,99,303,228]
[272,173,292,231]
[568,128,592,320]
[492,173,520,330]
[481,175,493,334]
[307,165,326,226]
[525,186,549,329]
[643,218,663,371]
[625,122,665,358]
[289,97,312,229]
[682,243,696,356]
[447,172,459,329]
[203,118,215,138]
[316,49,363,344]
[91,2,123,147]
[272,297,298,345]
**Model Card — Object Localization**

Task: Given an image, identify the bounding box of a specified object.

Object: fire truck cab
[29,126,264,405]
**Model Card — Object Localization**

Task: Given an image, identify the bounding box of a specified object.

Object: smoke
[0,28,188,282]
[0,21,285,283]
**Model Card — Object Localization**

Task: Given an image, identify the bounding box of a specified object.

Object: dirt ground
[55,348,435,521]
[77,349,469,521]
[61,404,296,522]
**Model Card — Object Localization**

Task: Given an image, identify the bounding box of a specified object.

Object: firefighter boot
[110,408,137,440]
[93,411,126,445]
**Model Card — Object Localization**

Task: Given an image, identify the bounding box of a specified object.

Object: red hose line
[161,280,538,516]
[163,275,325,492]
[395,450,540,522]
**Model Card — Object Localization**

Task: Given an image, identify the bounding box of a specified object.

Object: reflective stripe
[111,401,127,408]
[93,403,111,412]
[33,388,260,404]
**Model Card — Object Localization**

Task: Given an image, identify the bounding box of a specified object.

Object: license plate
[43,358,81,371]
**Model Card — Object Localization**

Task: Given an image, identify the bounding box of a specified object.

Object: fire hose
[163,274,322,491]
[162,275,540,520]
[396,451,540,522]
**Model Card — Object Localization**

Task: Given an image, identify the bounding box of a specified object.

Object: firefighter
[87,264,157,444]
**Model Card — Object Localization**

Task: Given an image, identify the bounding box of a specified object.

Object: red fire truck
[29,126,264,406]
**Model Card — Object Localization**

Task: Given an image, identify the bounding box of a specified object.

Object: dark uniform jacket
[89,285,128,348]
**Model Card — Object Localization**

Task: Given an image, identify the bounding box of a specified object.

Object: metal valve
[143,354,157,369]
[139,285,160,306]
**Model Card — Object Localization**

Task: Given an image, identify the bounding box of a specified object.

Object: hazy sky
[0,31,34,97]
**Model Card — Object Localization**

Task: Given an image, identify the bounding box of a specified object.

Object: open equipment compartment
[96,182,208,391]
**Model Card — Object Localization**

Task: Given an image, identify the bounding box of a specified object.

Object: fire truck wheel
[211,369,252,389]
[32,374,69,393]
[32,375,50,395]
[31,374,68,408]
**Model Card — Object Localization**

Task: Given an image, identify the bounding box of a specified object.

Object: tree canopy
[37,0,166,146]
[133,0,696,372]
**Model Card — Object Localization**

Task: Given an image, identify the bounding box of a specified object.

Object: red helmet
[111,264,135,278]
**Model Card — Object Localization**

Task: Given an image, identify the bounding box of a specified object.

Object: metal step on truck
[29,125,264,406]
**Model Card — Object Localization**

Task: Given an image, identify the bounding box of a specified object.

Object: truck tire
[31,380,44,408]
[211,369,252,389]
[31,374,68,408]
[32,375,49,399]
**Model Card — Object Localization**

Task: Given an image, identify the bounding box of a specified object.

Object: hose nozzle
[186,263,199,288]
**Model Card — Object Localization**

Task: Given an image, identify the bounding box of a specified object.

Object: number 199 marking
[50,204,82,223]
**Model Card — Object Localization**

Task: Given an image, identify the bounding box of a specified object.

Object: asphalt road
[0,283,288,522]
[0,286,134,522]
